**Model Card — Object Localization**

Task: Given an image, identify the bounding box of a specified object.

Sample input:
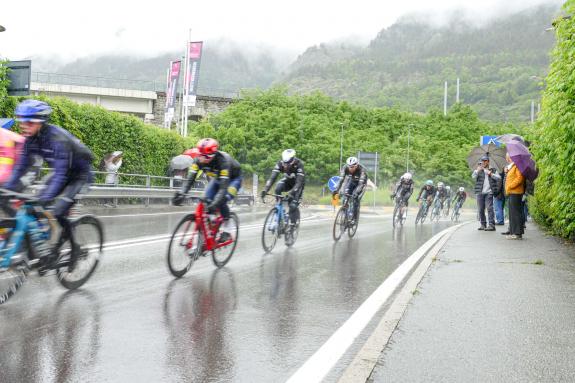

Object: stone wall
[152,92,235,128]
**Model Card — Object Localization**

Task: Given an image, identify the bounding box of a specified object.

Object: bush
[530,1,575,240]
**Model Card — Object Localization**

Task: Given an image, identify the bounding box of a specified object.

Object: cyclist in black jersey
[261,149,305,225]
[417,180,436,209]
[332,156,367,222]
[173,138,242,243]
[391,172,414,219]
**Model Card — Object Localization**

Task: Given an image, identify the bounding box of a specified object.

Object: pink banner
[185,41,203,97]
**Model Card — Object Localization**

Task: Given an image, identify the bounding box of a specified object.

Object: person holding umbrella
[472,155,501,231]
[503,152,525,239]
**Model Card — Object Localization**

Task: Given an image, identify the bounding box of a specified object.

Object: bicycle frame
[190,201,232,252]
[0,203,44,269]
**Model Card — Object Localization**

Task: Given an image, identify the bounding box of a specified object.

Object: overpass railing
[31,72,241,99]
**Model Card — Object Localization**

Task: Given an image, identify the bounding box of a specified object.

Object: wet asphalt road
[0,206,456,383]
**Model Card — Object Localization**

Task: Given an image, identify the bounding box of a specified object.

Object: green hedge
[530,0,575,240]
[0,94,196,177]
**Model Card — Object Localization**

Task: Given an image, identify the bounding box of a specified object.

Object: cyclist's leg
[351,182,362,219]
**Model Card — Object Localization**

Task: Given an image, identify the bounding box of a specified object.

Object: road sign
[6,60,31,96]
[327,176,341,192]
[480,136,502,147]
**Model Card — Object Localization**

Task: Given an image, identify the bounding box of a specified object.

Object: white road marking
[286,224,461,383]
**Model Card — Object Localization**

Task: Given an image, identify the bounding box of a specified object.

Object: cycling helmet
[459,187,465,192]
[183,147,200,158]
[346,156,359,167]
[402,172,412,180]
[15,100,52,122]
[446,185,451,191]
[438,182,445,188]
[196,138,218,156]
[282,149,296,163]
[425,180,433,186]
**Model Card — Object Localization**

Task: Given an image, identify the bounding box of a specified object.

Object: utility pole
[339,123,344,170]
[456,78,460,103]
[406,124,412,172]
[443,81,448,116]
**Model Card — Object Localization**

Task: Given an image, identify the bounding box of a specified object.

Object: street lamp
[406,124,413,172]
[339,122,344,169]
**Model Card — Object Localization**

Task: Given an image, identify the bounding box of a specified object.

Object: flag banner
[184,41,203,106]
[164,60,181,127]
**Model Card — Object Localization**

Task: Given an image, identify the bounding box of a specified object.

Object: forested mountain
[283,3,561,122]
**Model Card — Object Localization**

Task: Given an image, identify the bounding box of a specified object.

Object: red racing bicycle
[167,198,239,278]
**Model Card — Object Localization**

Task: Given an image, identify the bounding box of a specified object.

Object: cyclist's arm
[334,168,346,193]
[212,167,231,206]
[264,162,281,192]
[293,162,305,193]
[181,162,199,194]
[4,142,32,191]
[41,140,73,200]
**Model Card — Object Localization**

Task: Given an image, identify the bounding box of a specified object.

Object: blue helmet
[15,100,52,122]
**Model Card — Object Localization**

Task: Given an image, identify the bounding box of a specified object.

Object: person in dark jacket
[5,100,94,266]
[261,149,305,225]
[471,155,501,231]
[333,156,368,222]
[493,168,507,225]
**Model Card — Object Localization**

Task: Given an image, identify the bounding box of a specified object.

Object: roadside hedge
[0,94,196,177]
[530,0,575,240]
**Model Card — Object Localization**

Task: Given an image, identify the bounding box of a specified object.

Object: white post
[373,152,378,208]
[537,102,541,115]
[531,100,535,123]
[444,81,448,116]
[406,124,411,172]
[456,78,460,103]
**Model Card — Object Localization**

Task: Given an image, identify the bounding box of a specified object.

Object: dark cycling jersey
[334,164,367,195]
[264,158,305,194]
[452,191,467,204]
[417,185,436,200]
[182,151,242,206]
[6,124,93,200]
[436,188,448,200]
[394,177,414,196]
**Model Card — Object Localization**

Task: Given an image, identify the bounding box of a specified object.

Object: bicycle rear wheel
[56,215,103,290]
[167,214,202,278]
[333,207,346,241]
[262,208,279,253]
[212,212,239,268]
[0,265,28,305]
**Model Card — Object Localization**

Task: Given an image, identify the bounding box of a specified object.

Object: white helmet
[282,149,296,163]
[446,185,451,191]
[346,156,359,166]
[402,172,412,180]
[459,187,464,192]
[438,182,444,188]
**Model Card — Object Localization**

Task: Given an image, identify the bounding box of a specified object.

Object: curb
[338,222,469,383]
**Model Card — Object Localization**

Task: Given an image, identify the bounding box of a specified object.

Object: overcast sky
[0,0,559,61]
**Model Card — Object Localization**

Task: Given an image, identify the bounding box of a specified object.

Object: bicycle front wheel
[212,212,239,268]
[348,208,360,238]
[56,215,103,290]
[392,203,400,228]
[285,213,300,247]
[262,208,279,253]
[333,208,346,241]
[167,214,202,278]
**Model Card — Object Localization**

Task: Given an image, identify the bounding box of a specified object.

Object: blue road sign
[328,176,341,192]
[480,136,502,147]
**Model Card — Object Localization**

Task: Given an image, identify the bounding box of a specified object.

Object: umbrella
[171,154,195,170]
[506,141,538,181]
[496,133,526,145]
[467,143,507,172]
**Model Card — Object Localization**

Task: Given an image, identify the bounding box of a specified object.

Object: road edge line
[285,224,463,383]
[337,222,468,383]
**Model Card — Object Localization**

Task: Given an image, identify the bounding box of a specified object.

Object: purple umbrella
[506,141,538,181]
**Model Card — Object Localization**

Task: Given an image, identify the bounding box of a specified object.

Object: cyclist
[391,172,414,219]
[435,182,448,213]
[332,156,367,223]
[4,100,94,266]
[416,180,436,210]
[452,187,467,209]
[0,118,25,185]
[173,138,242,244]
[260,149,305,227]
[445,185,452,213]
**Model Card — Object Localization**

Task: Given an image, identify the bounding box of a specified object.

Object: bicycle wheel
[56,215,103,290]
[262,208,279,253]
[392,203,400,228]
[0,264,28,305]
[333,207,346,241]
[348,207,360,238]
[212,212,239,268]
[167,214,202,278]
[285,211,300,247]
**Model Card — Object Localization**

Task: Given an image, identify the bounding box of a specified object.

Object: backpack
[525,179,535,196]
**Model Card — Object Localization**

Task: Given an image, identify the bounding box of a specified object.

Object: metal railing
[31,72,241,99]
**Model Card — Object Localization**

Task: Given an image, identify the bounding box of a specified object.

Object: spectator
[472,155,501,231]
[493,168,507,225]
[503,153,525,240]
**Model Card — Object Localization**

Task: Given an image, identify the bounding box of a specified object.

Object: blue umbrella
[0,118,15,130]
